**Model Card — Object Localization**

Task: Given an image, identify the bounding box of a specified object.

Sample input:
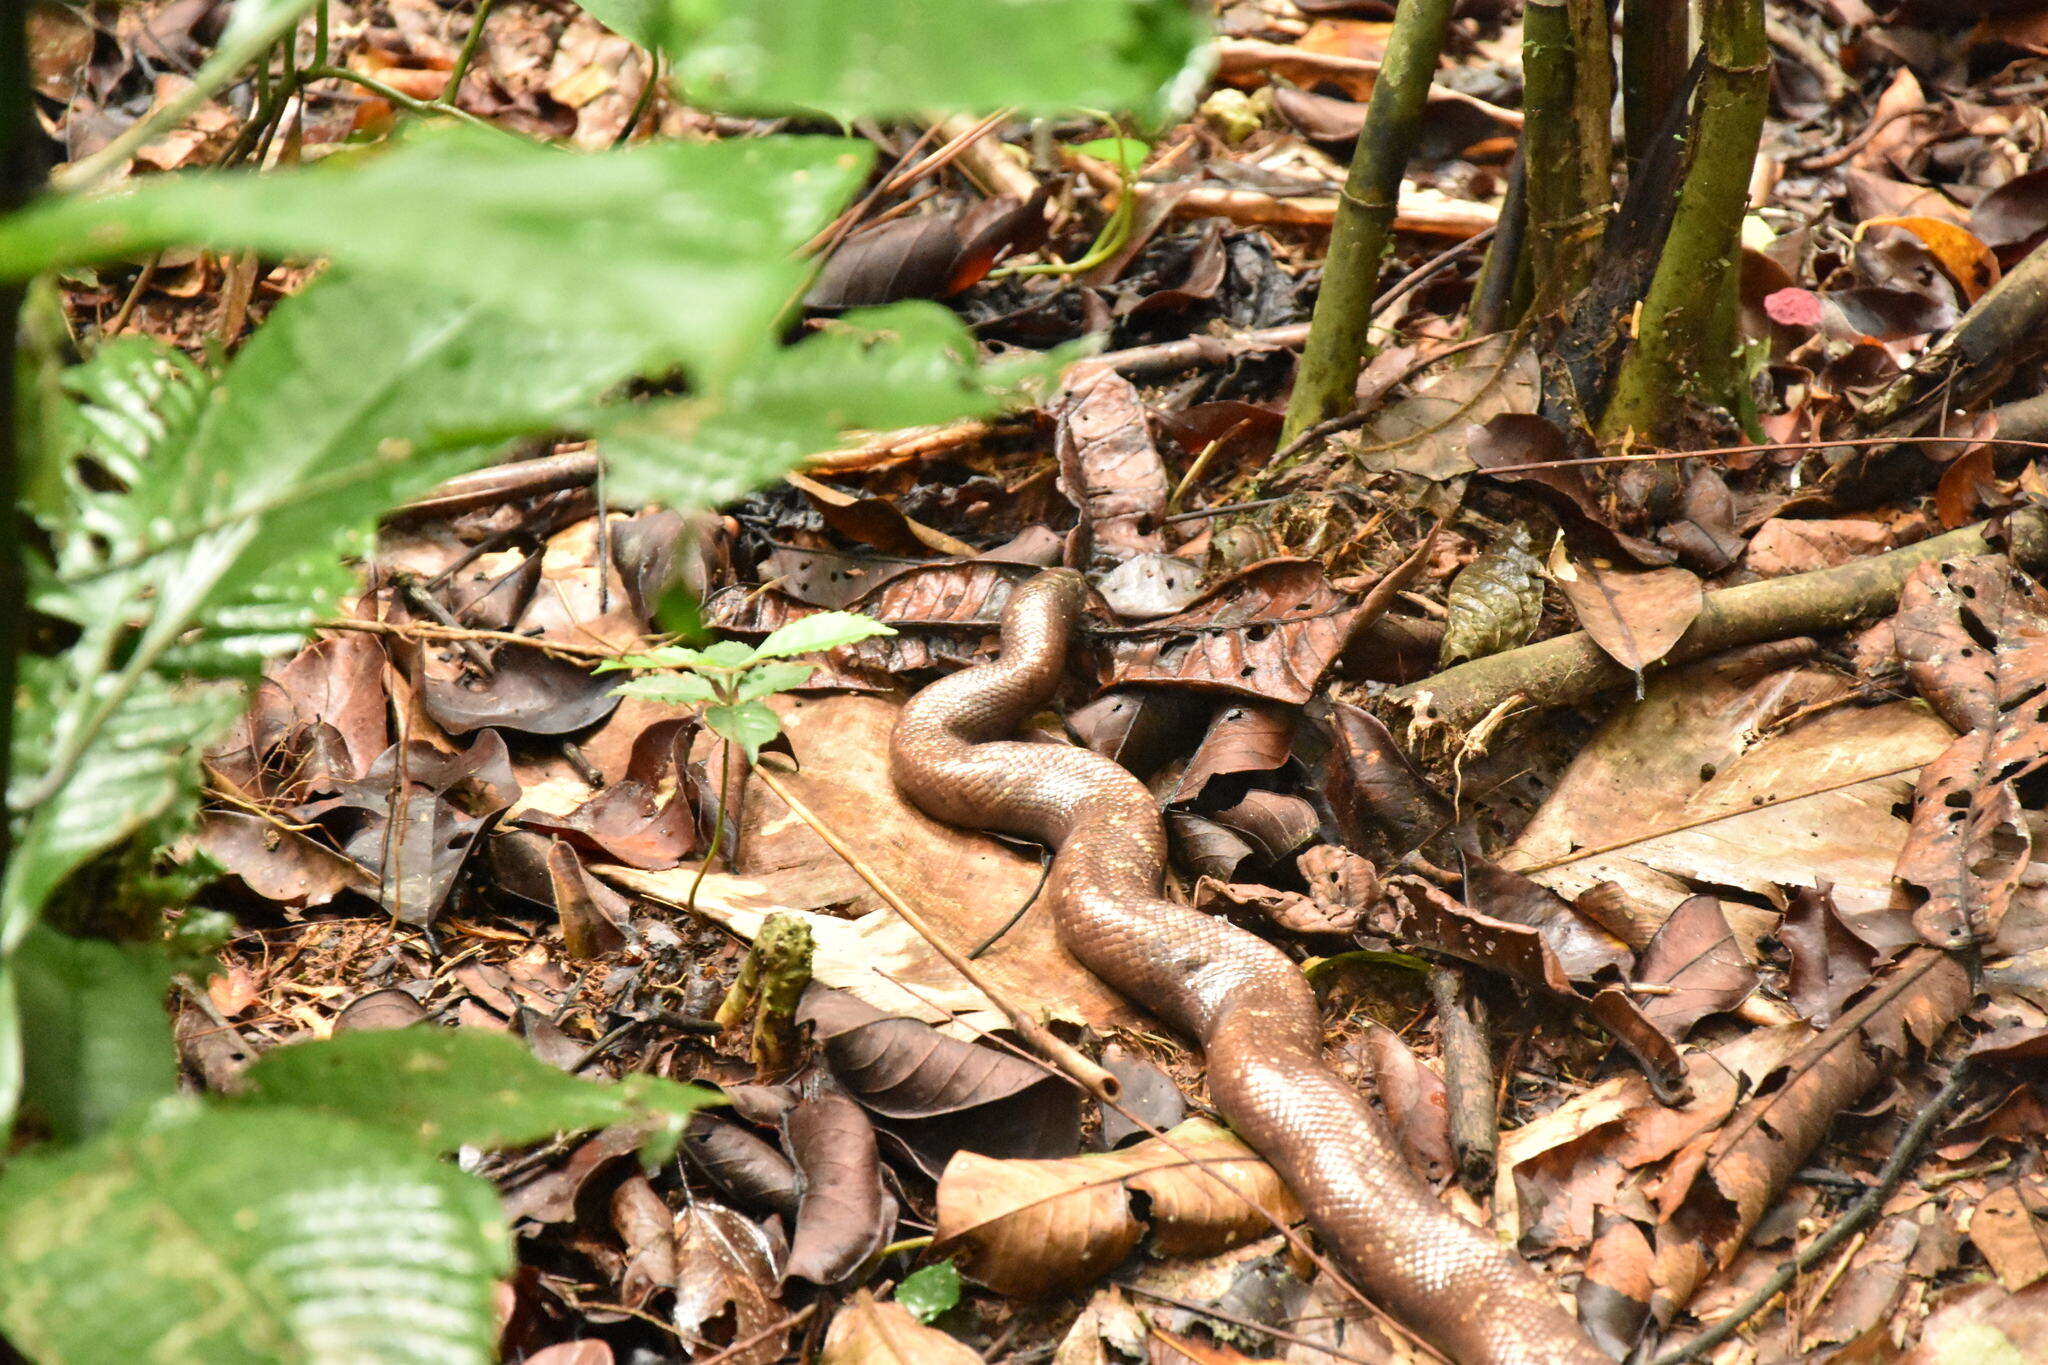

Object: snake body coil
[892,570,1606,1365]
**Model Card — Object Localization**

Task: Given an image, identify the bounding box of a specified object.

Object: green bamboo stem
[1520,0,1614,315]
[1278,0,1456,445]
[1599,0,1768,443]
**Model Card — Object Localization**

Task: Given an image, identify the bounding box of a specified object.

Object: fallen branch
[1427,963,1497,1194]
[1393,506,2048,733]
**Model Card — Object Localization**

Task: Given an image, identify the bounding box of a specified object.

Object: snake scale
[892,569,1607,1365]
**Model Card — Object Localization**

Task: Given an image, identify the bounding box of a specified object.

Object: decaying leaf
[1056,368,1170,561]
[1970,1176,2048,1292]
[683,1115,802,1219]
[819,1290,982,1365]
[1628,895,1758,1040]
[935,1118,1300,1297]
[798,987,1082,1164]
[673,1200,789,1365]
[1439,522,1543,666]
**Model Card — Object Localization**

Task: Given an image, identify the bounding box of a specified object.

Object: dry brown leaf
[784,1093,893,1287]
[935,1118,1301,1297]
[673,1201,791,1365]
[1099,558,1380,703]
[1503,659,1950,941]
[604,693,1133,1035]
[1546,547,1703,674]
[821,1291,983,1365]
[1742,517,1894,577]
[1057,368,1171,561]
[1968,1175,2048,1292]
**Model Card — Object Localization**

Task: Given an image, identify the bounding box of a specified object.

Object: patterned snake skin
[892,570,1607,1365]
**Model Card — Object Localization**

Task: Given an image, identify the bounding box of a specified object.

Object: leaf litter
[63,0,2048,1359]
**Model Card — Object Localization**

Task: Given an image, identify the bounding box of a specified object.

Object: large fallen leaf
[1503,657,1951,942]
[935,1118,1301,1297]
[602,692,1134,1035]
[820,1290,982,1365]
[784,1092,894,1287]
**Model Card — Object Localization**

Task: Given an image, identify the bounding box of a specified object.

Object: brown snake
[892,570,1607,1365]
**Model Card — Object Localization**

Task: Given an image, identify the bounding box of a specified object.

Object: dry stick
[1787,104,1934,171]
[320,616,618,663]
[1651,1059,1974,1365]
[1866,232,2048,429]
[747,762,1120,1101]
[692,1302,817,1365]
[1116,1282,1386,1365]
[1425,965,1497,1194]
[1393,505,2048,731]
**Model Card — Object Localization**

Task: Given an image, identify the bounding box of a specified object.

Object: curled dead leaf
[934,1117,1300,1297]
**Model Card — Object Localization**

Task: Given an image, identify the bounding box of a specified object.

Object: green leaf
[667,0,1210,120]
[7,273,642,961]
[753,611,897,661]
[612,671,720,707]
[0,1104,509,1365]
[1071,136,1151,169]
[599,303,1070,509]
[0,130,871,379]
[12,927,178,1144]
[237,1026,719,1154]
[704,700,782,766]
[896,1259,962,1323]
[734,660,816,701]
[4,662,241,954]
[575,0,670,47]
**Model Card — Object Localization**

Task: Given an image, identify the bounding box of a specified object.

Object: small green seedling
[600,611,897,764]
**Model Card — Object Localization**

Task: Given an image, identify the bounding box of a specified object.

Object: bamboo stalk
[1279,0,1459,444]
[1600,0,1769,441]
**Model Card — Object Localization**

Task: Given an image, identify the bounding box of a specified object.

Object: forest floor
[28,0,2048,1361]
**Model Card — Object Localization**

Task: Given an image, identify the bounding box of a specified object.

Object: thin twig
[1117,1282,1386,1365]
[318,616,621,663]
[968,849,1052,958]
[1651,1060,1974,1365]
[691,1303,817,1365]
